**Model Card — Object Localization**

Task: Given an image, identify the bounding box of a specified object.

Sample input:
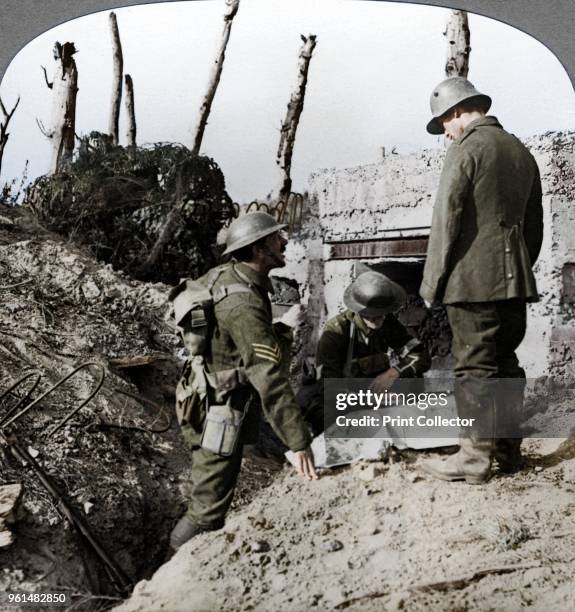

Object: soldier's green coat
[182,261,311,453]
[420,117,543,305]
[177,261,311,528]
[316,310,430,379]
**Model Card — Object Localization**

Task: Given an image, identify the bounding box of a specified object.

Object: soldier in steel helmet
[306,270,430,434]
[169,212,317,552]
[419,77,543,483]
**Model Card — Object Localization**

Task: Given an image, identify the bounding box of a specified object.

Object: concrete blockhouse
[278,131,575,385]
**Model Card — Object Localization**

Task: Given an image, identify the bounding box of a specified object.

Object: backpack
[169,264,252,429]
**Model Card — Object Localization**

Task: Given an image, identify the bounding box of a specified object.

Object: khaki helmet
[223,212,287,255]
[343,271,406,317]
[426,77,491,135]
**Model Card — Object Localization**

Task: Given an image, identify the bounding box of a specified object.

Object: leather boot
[495,438,523,473]
[420,443,491,484]
[495,379,525,473]
[169,515,209,552]
[420,379,494,484]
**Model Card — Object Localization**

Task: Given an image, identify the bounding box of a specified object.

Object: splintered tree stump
[444,10,471,78]
[191,0,240,156]
[47,42,78,174]
[108,12,124,145]
[125,74,137,147]
[274,34,317,204]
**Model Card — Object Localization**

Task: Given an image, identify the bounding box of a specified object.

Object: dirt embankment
[0,204,186,600]
[0,204,284,606]
[119,433,575,612]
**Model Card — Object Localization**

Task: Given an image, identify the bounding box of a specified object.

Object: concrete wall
[281,131,575,384]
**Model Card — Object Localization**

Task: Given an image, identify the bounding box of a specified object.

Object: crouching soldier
[169,212,317,553]
[304,270,431,434]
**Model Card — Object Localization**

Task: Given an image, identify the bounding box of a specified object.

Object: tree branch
[36,118,53,139]
[41,65,53,89]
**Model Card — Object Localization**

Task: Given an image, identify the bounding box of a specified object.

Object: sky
[0,0,574,203]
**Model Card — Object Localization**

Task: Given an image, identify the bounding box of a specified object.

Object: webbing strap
[343,320,356,378]
[212,283,252,305]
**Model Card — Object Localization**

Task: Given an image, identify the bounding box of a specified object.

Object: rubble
[0,484,22,548]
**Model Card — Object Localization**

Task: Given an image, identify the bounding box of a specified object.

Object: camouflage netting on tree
[24,134,237,284]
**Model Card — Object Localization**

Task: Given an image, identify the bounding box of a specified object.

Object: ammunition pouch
[175,355,250,447]
[200,399,247,457]
[213,367,249,394]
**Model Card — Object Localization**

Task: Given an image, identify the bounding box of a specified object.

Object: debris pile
[0,484,22,548]
[24,137,237,284]
[0,204,186,598]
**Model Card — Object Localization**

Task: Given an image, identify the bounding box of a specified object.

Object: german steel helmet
[426,77,491,135]
[343,271,407,317]
[223,212,287,255]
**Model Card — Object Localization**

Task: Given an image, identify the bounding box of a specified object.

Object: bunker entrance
[370,258,452,373]
[328,232,452,373]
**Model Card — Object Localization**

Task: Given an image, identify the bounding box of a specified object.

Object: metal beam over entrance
[327,236,429,259]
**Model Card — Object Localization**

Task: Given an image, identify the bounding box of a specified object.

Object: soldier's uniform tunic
[317,310,430,380]
[177,262,311,528]
[303,310,430,433]
[420,116,543,380]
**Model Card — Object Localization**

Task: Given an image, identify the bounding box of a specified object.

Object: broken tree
[41,42,78,174]
[136,161,195,279]
[444,10,470,78]
[191,0,240,156]
[0,95,20,177]
[125,74,136,147]
[274,35,317,204]
[109,12,124,145]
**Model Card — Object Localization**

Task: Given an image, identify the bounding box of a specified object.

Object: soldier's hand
[370,367,400,393]
[293,447,318,481]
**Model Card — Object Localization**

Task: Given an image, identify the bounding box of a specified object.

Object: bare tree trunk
[124,74,136,147]
[0,95,20,177]
[108,12,123,145]
[444,10,470,78]
[274,35,317,204]
[191,0,240,156]
[46,42,78,174]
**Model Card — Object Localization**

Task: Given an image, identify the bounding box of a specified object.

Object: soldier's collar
[457,115,502,143]
[233,262,274,294]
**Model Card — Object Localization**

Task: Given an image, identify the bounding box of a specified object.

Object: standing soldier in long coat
[419,77,543,483]
[169,212,317,553]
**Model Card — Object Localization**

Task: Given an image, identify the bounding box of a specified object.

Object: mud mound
[119,428,575,612]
